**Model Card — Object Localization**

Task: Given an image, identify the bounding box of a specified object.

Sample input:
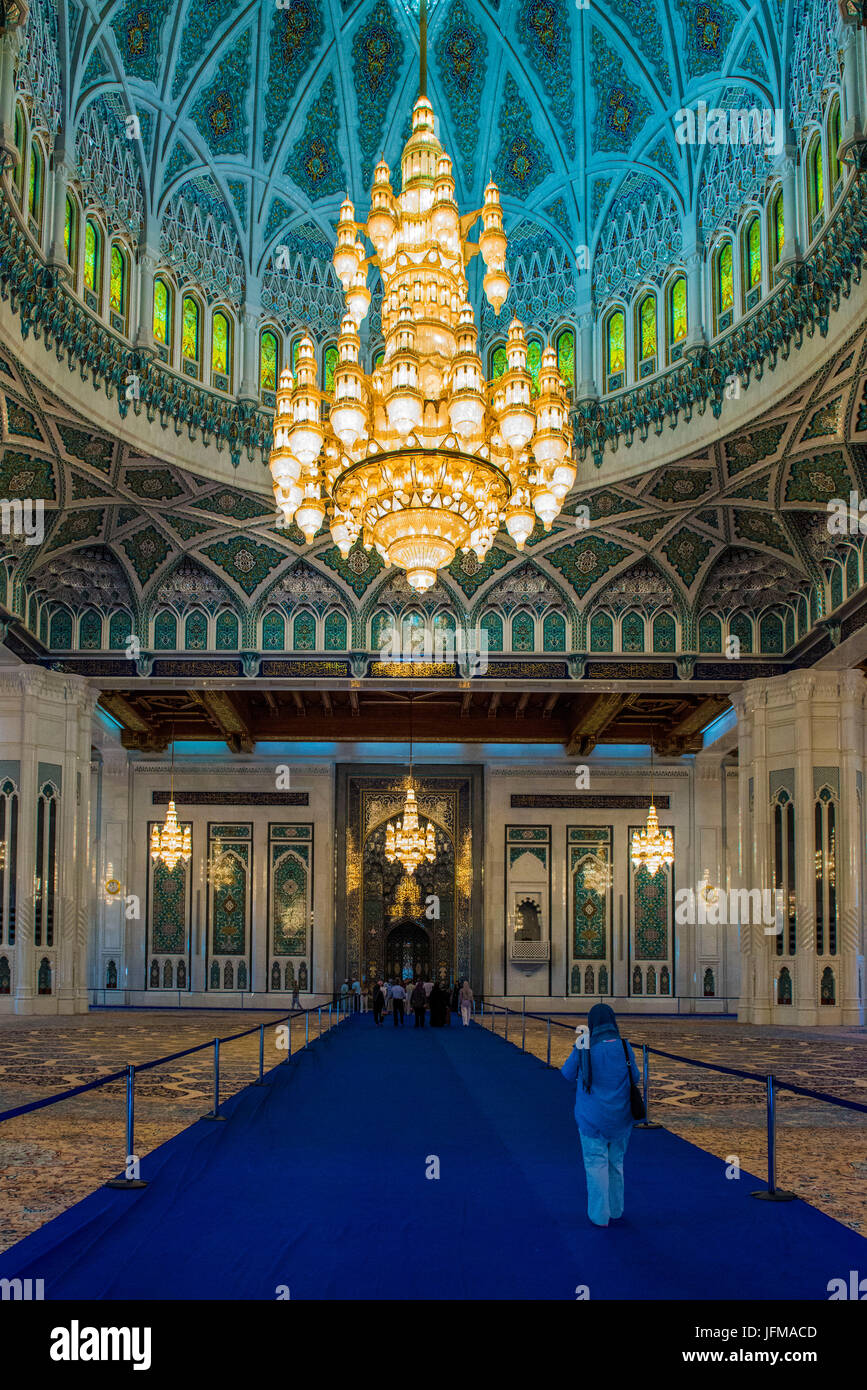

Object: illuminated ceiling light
[384,695,437,876]
[582,853,612,895]
[207,837,235,890]
[150,732,191,874]
[631,744,674,877]
[268,0,573,592]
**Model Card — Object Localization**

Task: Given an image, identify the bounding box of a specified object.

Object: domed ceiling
[31,0,828,330]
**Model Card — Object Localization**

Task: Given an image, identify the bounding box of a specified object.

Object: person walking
[291,980,300,1011]
[459,978,474,1026]
[450,980,460,1019]
[351,976,361,1013]
[372,979,385,1026]
[340,979,349,1015]
[560,1003,640,1228]
[411,979,427,1027]
[429,980,448,1027]
[391,979,406,1026]
[384,978,393,1016]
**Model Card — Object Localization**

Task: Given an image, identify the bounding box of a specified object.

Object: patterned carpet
[0,1008,864,1253]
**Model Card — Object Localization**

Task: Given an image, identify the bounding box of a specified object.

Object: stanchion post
[634,1042,662,1130]
[253,1023,266,1085]
[546,1015,551,1067]
[521,999,526,1052]
[505,1005,509,1043]
[751,1074,796,1201]
[305,1010,309,1048]
[318,1005,322,1038]
[202,1037,227,1120]
[106,1064,148,1188]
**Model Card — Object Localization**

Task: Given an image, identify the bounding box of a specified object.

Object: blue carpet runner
[1,1016,864,1300]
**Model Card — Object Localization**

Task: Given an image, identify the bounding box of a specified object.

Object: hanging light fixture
[150,727,191,873]
[582,852,612,895]
[384,695,437,875]
[268,0,573,593]
[207,836,235,890]
[631,741,674,877]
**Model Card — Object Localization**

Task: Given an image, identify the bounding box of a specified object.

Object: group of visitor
[369,976,474,1028]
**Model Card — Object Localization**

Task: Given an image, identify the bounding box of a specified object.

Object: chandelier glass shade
[631,804,674,878]
[207,838,235,890]
[581,853,613,895]
[269,94,574,593]
[385,785,436,876]
[150,737,191,873]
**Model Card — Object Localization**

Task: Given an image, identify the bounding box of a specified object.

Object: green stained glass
[110,245,125,314]
[590,612,613,652]
[526,340,542,397]
[212,312,229,376]
[260,331,278,393]
[324,345,338,394]
[639,296,656,360]
[829,104,841,187]
[324,610,347,650]
[607,312,625,375]
[262,611,285,650]
[774,193,784,262]
[511,611,535,651]
[373,349,385,368]
[556,329,575,389]
[184,610,207,649]
[292,339,300,371]
[718,242,734,312]
[293,612,316,650]
[811,142,824,219]
[747,219,761,288]
[84,221,100,293]
[215,610,238,649]
[670,278,687,342]
[28,145,41,220]
[182,296,199,362]
[154,611,177,650]
[64,196,75,265]
[13,108,24,199]
[153,278,170,344]
[492,346,507,379]
[480,611,503,652]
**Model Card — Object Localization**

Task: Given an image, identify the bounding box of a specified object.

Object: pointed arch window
[828,98,842,199]
[215,609,239,649]
[182,295,201,377]
[79,609,102,649]
[293,611,316,650]
[184,610,208,650]
[323,344,338,394]
[13,105,25,204]
[769,189,784,271]
[324,610,347,650]
[772,788,796,957]
[526,339,543,398]
[0,778,19,949]
[621,611,645,652]
[109,244,128,332]
[637,294,656,375]
[511,611,535,652]
[28,140,43,232]
[542,611,566,651]
[108,611,132,650]
[260,329,280,404]
[807,135,824,236]
[211,310,232,391]
[589,612,613,652]
[35,782,58,948]
[667,276,687,359]
[153,276,172,351]
[742,216,762,309]
[491,345,508,380]
[714,241,734,334]
[729,612,753,653]
[153,610,178,650]
[84,219,102,310]
[262,610,286,650]
[48,607,73,649]
[64,195,78,271]
[480,611,503,653]
[815,786,837,957]
[604,309,625,392]
[555,327,575,391]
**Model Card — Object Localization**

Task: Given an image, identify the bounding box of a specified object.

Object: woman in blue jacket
[561,1003,640,1227]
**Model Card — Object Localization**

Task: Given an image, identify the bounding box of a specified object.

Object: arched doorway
[385,921,431,982]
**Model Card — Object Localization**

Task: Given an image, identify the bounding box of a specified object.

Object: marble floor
[0,1007,864,1253]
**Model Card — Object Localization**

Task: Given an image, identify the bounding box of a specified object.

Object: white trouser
[461,1003,471,1025]
[579,1130,630,1226]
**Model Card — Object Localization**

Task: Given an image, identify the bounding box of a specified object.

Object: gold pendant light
[207,836,235,889]
[631,741,674,877]
[150,727,191,873]
[384,696,437,876]
[268,0,574,592]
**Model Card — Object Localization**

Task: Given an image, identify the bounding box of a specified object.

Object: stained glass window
[669,277,687,343]
[829,101,841,190]
[79,610,102,649]
[590,612,613,652]
[28,142,42,223]
[638,296,656,361]
[491,346,507,379]
[621,611,645,651]
[729,612,753,653]
[480,612,503,652]
[373,349,385,368]
[511,611,535,651]
[542,611,566,651]
[64,195,76,266]
[555,328,575,390]
[324,610,347,650]
[698,613,721,652]
[772,191,784,263]
[652,612,676,652]
[291,339,301,372]
[212,311,230,378]
[153,277,171,345]
[84,220,101,293]
[745,217,761,289]
[260,331,279,394]
[110,245,125,315]
[262,611,285,649]
[153,611,177,649]
[13,107,24,202]
[526,339,542,397]
[809,139,824,222]
[184,610,207,649]
[717,242,734,316]
[293,612,316,650]
[606,311,625,377]
[324,345,338,393]
[108,611,132,649]
[215,610,239,649]
[182,296,200,363]
[49,608,72,649]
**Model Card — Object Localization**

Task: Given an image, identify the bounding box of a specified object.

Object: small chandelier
[582,853,612,895]
[631,745,674,877]
[268,0,573,593]
[384,696,437,875]
[150,731,191,873]
[207,838,235,890]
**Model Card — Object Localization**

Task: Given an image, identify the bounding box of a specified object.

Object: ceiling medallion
[268,3,574,593]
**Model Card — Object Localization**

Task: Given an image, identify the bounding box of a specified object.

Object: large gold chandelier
[631,747,674,877]
[268,15,574,593]
[384,696,437,875]
[150,736,191,873]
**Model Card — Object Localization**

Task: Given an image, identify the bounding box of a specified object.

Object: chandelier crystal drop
[631,743,674,877]
[582,853,613,895]
[207,837,235,890]
[150,735,192,873]
[384,696,437,876]
[269,72,574,592]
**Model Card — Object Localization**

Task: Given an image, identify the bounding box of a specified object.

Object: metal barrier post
[546,1016,551,1067]
[106,1064,148,1188]
[283,1014,291,1062]
[253,1023,266,1085]
[634,1043,661,1130]
[752,1075,796,1201]
[505,1006,509,1043]
[521,999,526,1052]
[318,1005,322,1038]
[305,1010,309,1048]
[202,1038,227,1120]
[490,1002,494,1031]
[329,1002,333,1029]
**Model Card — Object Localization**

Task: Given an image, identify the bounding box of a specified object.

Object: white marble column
[575,306,596,401]
[683,245,706,351]
[777,146,800,267]
[47,136,74,276]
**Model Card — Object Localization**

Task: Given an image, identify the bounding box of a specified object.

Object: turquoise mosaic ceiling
[50,0,797,314]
